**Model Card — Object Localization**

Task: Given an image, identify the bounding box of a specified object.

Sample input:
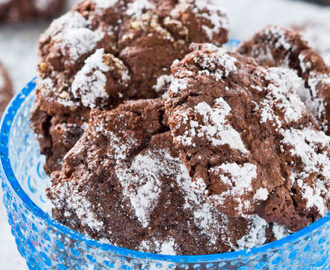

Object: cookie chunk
[0,63,13,116]
[238,25,330,134]
[166,44,330,233]
[0,0,65,22]
[48,99,284,255]
[32,0,229,174]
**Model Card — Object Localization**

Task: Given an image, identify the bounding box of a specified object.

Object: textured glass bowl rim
[0,78,329,264]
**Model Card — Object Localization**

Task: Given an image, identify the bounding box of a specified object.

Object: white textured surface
[0,0,329,269]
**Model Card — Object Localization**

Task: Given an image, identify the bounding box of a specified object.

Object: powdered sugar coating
[236,215,268,250]
[126,0,153,17]
[238,25,330,133]
[192,0,229,40]
[266,26,292,51]
[272,223,289,240]
[172,0,229,42]
[140,237,177,255]
[208,162,257,214]
[116,150,165,228]
[51,180,104,232]
[166,43,330,236]
[72,49,110,108]
[173,98,248,154]
[92,0,118,9]
[195,45,237,79]
[260,67,308,128]
[48,11,104,62]
[254,188,269,201]
[48,100,266,254]
[281,127,330,216]
[153,74,173,94]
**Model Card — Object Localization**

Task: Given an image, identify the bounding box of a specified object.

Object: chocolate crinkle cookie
[0,0,65,22]
[238,25,330,134]
[48,44,330,255]
[0,63,13,116]
[48,99,270,255]
[31,0,229,174]
[166,43,330,235]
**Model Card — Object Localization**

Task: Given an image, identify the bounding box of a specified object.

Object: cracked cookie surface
[48,99,276,255]
[238,25,330,134]
[32,0,229,174]
[165,43,330,233]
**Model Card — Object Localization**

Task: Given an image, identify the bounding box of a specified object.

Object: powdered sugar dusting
[272,223,289,240]
[72,49,110,108]
[298,53,312,74]
[259,67,308,128]
[170,78,188,94]
[236,215,268,250]
[173,154,233,245]
[305,72,329,130]
[192,0,229,40]
[52,180,104,233]
[153,74,173,93]
[126,0,153,17]
[195,46,237,79]
[140,237,177,255]
[115,150,164,228]
[174,97,248,154]
[208,163,257,214]
[254,188,269,201]
[43,11,103,62]
[93,0,118,8]
[265,26,292,51]
[281,127,330,216]
[158,237,177,255]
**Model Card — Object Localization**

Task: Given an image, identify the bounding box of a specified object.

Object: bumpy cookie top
[31,0,230,175]
[166,43,330,232]
[49,100,255,254]
[37,0,229,114]
[0,63,13,116]
[238,25,330,134]
[49,98,291,254]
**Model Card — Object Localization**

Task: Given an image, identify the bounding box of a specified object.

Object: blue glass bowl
[0,78,330,269]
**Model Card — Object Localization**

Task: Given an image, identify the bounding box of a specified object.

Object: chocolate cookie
[48,99,280,255]
[0,63,13,116]
[238,25,330,134]
[32,0,229,174]
[166,43,330,233]
[0,0,65,22]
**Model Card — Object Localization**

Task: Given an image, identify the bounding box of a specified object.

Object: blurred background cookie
[0,62,13,116]
[0,0,65,23]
